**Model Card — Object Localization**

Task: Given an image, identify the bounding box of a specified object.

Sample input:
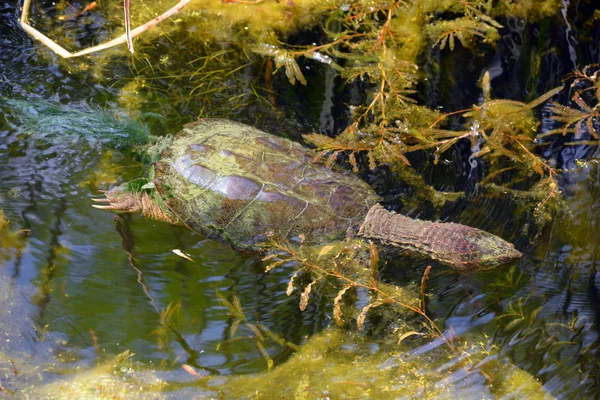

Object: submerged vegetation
[0,209,27,261]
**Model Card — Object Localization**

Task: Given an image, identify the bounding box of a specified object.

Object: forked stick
[19,0,191,58]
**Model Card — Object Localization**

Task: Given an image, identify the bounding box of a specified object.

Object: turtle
[92,118,522,272]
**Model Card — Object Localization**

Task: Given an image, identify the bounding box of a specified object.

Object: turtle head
[92,179,178,225]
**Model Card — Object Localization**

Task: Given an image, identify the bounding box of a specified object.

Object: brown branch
[19,0,190,58]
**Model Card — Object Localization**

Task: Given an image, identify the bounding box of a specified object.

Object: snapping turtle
[93,119,521,271]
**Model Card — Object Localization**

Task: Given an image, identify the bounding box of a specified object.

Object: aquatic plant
[546,65,600,143]
[0,209,27,261]
[261,237,444,345]
[215,292,299,372]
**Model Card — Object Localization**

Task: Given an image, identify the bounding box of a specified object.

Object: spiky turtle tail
[358,204,522,271]
[2,98,156,163]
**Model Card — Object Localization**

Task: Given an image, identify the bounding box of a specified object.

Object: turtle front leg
[92,186,178,225]
[92,187,144,213]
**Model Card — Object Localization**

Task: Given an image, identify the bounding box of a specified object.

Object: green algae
[222,327,555,399]
[15,327,554,399]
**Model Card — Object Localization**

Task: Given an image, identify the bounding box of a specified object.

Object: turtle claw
[91,198,111,203]
[92,204,118,210]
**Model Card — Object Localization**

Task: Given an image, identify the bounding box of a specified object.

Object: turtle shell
[153,119,380,248]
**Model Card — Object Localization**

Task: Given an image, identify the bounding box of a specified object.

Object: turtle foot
[91,188,142,214]
[92,186,178,225]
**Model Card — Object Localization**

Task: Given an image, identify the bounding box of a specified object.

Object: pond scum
[8,0,600,397]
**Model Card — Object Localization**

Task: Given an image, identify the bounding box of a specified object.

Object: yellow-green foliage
[0,210,26,261]
[490,0,563,20]
[125,0,343,42]
[186,0,337,39]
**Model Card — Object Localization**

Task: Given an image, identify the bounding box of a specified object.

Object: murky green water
[1,1,600,398]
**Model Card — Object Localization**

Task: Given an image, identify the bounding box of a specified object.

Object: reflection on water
[1,1,600,398]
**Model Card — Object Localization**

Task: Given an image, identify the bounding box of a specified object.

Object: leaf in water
[532,161,544,176]
[356,301,383,330]
[81,1,98,14]
[255,341,274,371]
[172,249,194,262]
[349,152,359,172]
[302,133,340,149]
[262,253,279,262]
[284,57,307,86]
[576,119,584,138]
[299,280,316,311]
[286,271,298,296]
[248,323,265,341]
[182,364,201,377]
[368,150,377,170]
[233,295,243,315]
[439,34,448,50]
[379,140,410,165]
[478,13,503,29]
[264,259,285,273]
[529,306,542,326]
[436,137,459,156]
[420,265,432,309]
[369,240,378,285]
[521,86,563,112]
[333,286,352,326]
[397,331,424,345]
[250,43,281,57]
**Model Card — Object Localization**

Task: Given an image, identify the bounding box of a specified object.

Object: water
[1,1,600,398]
